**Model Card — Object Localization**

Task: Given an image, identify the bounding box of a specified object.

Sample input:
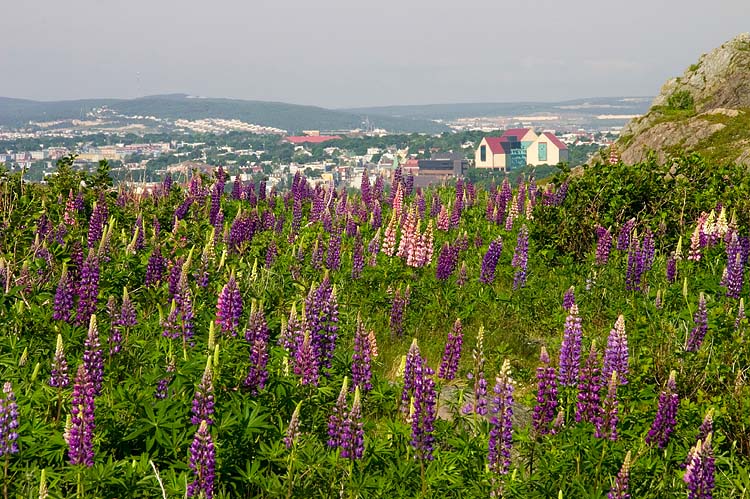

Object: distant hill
[0,94,449,134]
[342,97,652,121]
[616,33,750,166]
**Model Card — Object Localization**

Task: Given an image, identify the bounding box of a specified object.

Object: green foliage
[667,90,695,111]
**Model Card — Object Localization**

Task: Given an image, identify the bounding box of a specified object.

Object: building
[413,152,468,188]
[285,135,342,145]
[474,128,568,170]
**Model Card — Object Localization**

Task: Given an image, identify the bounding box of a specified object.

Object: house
[526,132,569,165]
[475,136,524,171]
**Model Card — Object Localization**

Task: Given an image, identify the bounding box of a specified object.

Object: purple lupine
[479,237,503,284]
[305,277,339,372]
[596,371,619,440]
[133,215,145,251]
[216,273,243,337]
[595,226,612,266]
[371,200,382,230]
[351,233,364,279]
[725,232,744,298]
[191,360,215,426]
[389,285,410,339]
[83,315,104,396]
[326,233,342,271]
[0,382,19,457]
[360,168,371,207]
[532,346,558,436]
[162,173,173,193]
[559,304,583,387]
[244,304,270,394]
[617,219,635,251]
[400,339,421,416]
[435,242,458,280]
[684,433,715,499]
[410,353,437,461]
[512,225,529,289]
[457,261,468,287]
[295,332,319,386]
[155,377,170,400]
[145,247,166,287]
[562,286,576,311]
[697,408,713,444]
[341,386,364,460]
[49,334,70,388]
[608,451,632,499]
[53,264,75,323]
[327,377,349,449]
[603,315,628,385]
[87,198,108,249]
[187,420,216,499]
[686,292,708,352]
[284,401,302,450]
[68,365,95,467]
[462,327,488,416]
[667,254,678,283]
[438,318,464,381]
[625,234,645,291]
[76,250,100,326]
[735,298,746,331]
[575,342,603,424]
[488,360,514,476]
[646,370,679,448]
[119,287,137,328]
[107,296,122,357]
[351,316,373,392]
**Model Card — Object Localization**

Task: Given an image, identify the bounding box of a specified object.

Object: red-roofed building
[475,136,520,170]
[526,132,569,165]
[475,128,568,170]
[285,135,342,145]
[501,128,538,147]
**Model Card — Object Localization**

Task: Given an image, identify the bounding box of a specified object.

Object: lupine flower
[191,358,215,426]
[87,198,108,249]
[488,360,514,476]
[576,341,602,424]
[187,420,216,499]
[532,346,558,436]
[401,339,421,416]
[646,370,679,448]
[603,315,628,384]
[216,273,243,337]
[437,204,450,231]
[53,264,75,323]
[382,213,398,256]
[50,334,70,388]
[410,353,437,461]
[119,287,137,328]
[735,298,746,331]
[666,254,677,283]
[145,247,166,287]
[462,326,488,416]
[479,237,503,284]
[684,433,715,499]
[341,386,364,460]
[562,286,576,311]
[83,315,104,396]
[608,451,631,499]
[68,365,95,466]
[438,319,464,381]
[389,285,410,339]
[512,225,529,289]
[155,377,170,400]
[596,371,619,440]
[595,226,612,266]
[244,337,269,395]
[328,377,349,449]
[559,304,583,387]
[76,250,100,326]
[697,408,713,444]
[284,401,303,449]
[295,331,319,386]
[305,277,339,372]
[686,292,708,352]
[616,219,635,251]
[725,232,744,298]
[351,316,373,392]
[0,382,19,457]
[436,242,458,280]
[457,261,468,287]
[326,233,342,271]
[352,233,364,279]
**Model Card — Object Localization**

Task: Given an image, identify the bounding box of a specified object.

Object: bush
[667,90,695,111]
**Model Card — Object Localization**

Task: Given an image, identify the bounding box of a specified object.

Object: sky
[1,0,749,108]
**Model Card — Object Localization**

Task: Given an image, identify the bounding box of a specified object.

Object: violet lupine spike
[87,198,107,249]
[512,225,529,289]
[479,237,503,284]
[488,360,514,477]
[341,386,365,460]
[410,352,436,461]
[0,382,19,457]
[595,226,612,266]
[145,247,166,287]
[684,433,715,499]
[686,292,708,352]
[596,371,619,440]
[119,287,137,328]
[76,250,100,326]
[532,346,558,436]
[53,264,75,323]
[244,338,269,396]
[438,319,464,381]
[462,326,488,416]
[284,401,302,450]
[327,377,349,449]
[352,232,365,279]
[646,370,679,449]
[616,219,635,251]
[436,242,458,280]
[666,254,677,283]
[351,316,373,392]
[725,232,744,298]
[697,408,713,444]
[603,315,629,385]
[457,261,468,287]
[608,451,632,499]
[50,334,70,388]
[326,233,342,271]
[389,285,410,339]
[295,331,319,386]
[575,341,602,424]
[68,364,95,467]
[562,286,576,311]
[216,273,243,337]
[400,339,421,416]
[107,296,122,357]
[735,298,746,331]
[558,304,583,387]
[304,277,339,372]
[191,359,215,426]
[187,420,216,499]
[83,315,104,396]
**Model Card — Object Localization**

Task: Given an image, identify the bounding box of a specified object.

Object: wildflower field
[1,155,749,498]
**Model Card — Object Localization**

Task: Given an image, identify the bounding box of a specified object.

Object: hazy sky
[1,0,748,108]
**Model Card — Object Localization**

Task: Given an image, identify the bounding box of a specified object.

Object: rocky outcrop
[618,33,750,166]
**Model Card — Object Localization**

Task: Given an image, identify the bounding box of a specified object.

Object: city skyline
[1,0,749,108]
